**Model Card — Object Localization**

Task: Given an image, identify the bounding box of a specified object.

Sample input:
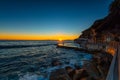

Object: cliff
[79,0,120,40]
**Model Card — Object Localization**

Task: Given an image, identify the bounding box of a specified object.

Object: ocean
[0,40,92,80]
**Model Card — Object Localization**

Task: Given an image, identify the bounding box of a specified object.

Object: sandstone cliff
[80,0,120,40]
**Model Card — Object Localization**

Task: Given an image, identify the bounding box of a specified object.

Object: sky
[0,0,113,40]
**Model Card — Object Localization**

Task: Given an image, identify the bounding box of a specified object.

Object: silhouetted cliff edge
[79,0,120,40]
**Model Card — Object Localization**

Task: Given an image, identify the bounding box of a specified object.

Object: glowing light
[59,38,62,41]
[58,38,64,46]
[0,33,78,40]
[107,48,116,55]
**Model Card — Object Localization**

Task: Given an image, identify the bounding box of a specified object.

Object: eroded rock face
[80,0,120,39]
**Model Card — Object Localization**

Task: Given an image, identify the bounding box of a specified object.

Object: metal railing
[106,43,120,80]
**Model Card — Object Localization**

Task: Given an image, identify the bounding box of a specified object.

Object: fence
[106,43,120,80]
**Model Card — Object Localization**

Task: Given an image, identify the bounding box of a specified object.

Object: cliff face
[80,0,120,39]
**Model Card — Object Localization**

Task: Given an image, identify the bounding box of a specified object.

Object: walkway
[106,44,120,80]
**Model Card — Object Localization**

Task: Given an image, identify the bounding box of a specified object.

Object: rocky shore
[57,43,113,80]
[86,52,113,80]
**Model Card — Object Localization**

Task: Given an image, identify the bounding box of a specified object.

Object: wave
[0,44,57,49]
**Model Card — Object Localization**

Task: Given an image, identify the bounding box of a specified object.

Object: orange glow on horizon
[58,38,63,41]
[0,33,78,40]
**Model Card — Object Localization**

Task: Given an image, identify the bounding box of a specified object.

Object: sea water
[0,40,92,80]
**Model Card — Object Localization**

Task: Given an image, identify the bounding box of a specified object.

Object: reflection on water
[58,43,64,46]
[0,40,92,80]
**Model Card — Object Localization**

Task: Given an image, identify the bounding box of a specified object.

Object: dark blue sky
[0,0,113,38]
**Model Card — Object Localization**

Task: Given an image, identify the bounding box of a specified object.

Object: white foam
[19,72,38,80]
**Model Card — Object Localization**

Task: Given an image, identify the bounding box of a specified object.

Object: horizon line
[0,39,75,41]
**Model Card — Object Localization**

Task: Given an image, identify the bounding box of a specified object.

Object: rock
[80,0,120,40]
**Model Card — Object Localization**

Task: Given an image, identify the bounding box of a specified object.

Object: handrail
[106,43,120,80]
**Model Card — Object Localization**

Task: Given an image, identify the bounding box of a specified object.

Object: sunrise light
[0,33,78,40]
[59,38,63,41]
